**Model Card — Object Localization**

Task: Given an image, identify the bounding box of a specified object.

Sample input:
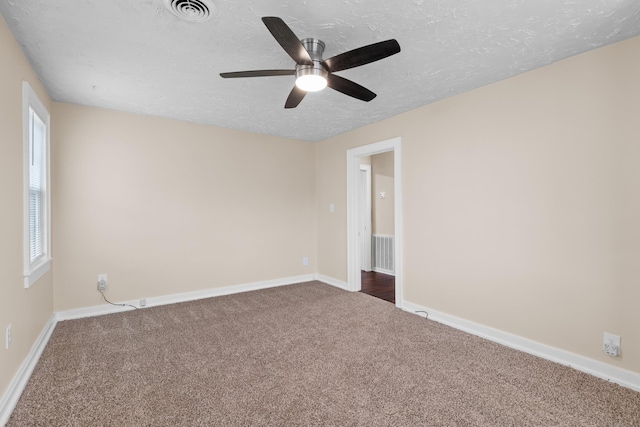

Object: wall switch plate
[603,332,621,357]
[303,257,309,266]
[97,274,107,292]
[6,324,12,349]
[329,203,334,213]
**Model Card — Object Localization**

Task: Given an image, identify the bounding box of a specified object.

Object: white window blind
[29,108,47,264]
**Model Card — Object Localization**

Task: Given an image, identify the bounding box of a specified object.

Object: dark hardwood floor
[360,271,395,304]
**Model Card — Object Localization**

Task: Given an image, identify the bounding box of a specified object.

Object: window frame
[22,81,51,288]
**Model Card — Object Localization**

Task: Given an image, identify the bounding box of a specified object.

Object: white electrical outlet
[97,274,107,292]
[603,332,621,357]
[140,299,147,307]
[303,256,309,266]
[6,324,12,349]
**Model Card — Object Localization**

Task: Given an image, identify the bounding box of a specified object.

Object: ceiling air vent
[164,0,216,23]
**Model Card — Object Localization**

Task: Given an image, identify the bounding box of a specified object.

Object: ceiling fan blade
[285,86,306,109]
[323,39,401,73]
[262,17,313,65]
[327,74,376,102]
[220,70,295,78]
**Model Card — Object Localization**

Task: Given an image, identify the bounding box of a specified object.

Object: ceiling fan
[220,17,401,109]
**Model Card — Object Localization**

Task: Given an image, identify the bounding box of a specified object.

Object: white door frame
[359,165,372,272]
[346,137,403,308]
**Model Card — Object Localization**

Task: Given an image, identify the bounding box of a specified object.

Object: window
[23,82,51,288]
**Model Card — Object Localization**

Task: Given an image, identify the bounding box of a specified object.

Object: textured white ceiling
[1,0,639,141]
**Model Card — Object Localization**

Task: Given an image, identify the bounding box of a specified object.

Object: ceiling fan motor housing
[296,38,328,91]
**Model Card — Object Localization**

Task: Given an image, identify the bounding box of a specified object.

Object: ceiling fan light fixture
[295,38,328,92]
[295,65,328,92]
[296,74,327,92]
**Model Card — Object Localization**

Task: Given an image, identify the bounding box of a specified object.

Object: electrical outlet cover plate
[97,274,107,291]
[603,332,621,357]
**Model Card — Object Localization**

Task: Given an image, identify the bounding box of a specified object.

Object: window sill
[24,258,51,288]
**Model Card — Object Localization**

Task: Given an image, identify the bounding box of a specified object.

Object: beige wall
[371,152,394,236]
[316,36,640,374]
[0,15,54,400]
[52,103,317,310]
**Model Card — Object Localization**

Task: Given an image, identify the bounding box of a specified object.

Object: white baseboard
[402,300,640,393]
[315,274,349,291]
[56,274,316,321]
[0,314,57,426]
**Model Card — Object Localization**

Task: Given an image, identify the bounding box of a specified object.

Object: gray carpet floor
[7,281,640,426]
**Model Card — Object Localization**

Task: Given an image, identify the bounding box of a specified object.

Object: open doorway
[358,153,396,303]
[346,137,403,308]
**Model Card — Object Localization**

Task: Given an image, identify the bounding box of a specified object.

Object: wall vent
[372,234,395,275]
[164,0,216,23]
